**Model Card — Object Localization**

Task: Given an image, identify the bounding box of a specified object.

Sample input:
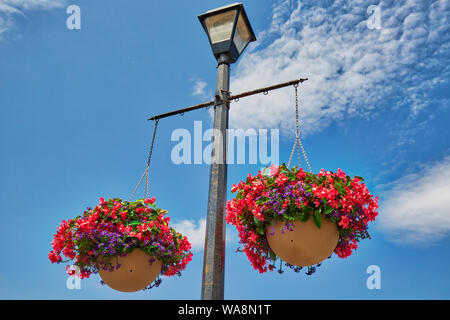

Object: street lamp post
[198,3,256,300]
[149,3,306,300]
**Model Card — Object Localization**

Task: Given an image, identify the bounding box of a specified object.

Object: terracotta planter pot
[98,248,162,292]
[265,217,339,267]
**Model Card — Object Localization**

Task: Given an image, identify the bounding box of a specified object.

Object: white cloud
[1,0,64,10]
[172,218,206,251]
[171,218,238,251]
[0,0,66,36]
[229,0,450,136]
[377,156,450,244]
[192,78,209,98]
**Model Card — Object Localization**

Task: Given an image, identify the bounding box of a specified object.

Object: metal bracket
[214,90,231,108]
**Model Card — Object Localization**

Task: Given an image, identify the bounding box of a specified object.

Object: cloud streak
[0,0,66,37]
[229,0,450,136]
[377,156,450,244]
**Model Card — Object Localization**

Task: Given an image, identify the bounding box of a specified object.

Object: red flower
[144,197,156,204]
[275,173,288,186]
[48,250,62,263]
[339,216,351,229]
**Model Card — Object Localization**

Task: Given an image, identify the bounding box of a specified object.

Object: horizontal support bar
[147,77,308,121]
[148,100,214,121]
[229,78,308,101]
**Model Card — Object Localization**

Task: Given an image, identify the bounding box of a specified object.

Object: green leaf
[126,221,142,226]
[300,212,310,222]
[312,211,322,229]
[256,226,264,235]
[324,205,333,216]
[299,206,313,222]
[269,251,277,260]
[335,183,346,195]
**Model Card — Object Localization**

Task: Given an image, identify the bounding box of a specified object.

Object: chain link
[130,119,159,201]
[295,85,301,167]
[287,85,313,173]
[129,168,147,202]
[287,86,298,168]
[297,135,312,173]
[287,138,297,169]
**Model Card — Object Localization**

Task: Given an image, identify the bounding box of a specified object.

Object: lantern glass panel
[233,11,252,54]
[205,10,237,44]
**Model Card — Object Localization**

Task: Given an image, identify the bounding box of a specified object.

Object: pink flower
[269,164,279,176]
[335,168,346,180]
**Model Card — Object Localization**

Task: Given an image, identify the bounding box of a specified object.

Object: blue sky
[0,0,449,299]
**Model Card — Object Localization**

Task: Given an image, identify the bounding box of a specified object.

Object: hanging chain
[297,129,313,173]
[287,85,313,173]
[129,119,159,201]
[287,85,299,168]
[295,85,301,167]
[287,139,297,169]
[144,119,159,199]
[129,169,147,202]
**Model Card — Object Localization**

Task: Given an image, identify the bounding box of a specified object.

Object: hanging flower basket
[226,164,379,274]
[49,197,193,292]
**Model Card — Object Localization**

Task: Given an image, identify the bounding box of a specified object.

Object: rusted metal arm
[147,78,308,121]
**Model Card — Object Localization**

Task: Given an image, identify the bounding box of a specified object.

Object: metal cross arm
[147,78,308,121]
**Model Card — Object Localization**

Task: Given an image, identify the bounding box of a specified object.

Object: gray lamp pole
[198,3,256,300]
[201,53,230,300]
